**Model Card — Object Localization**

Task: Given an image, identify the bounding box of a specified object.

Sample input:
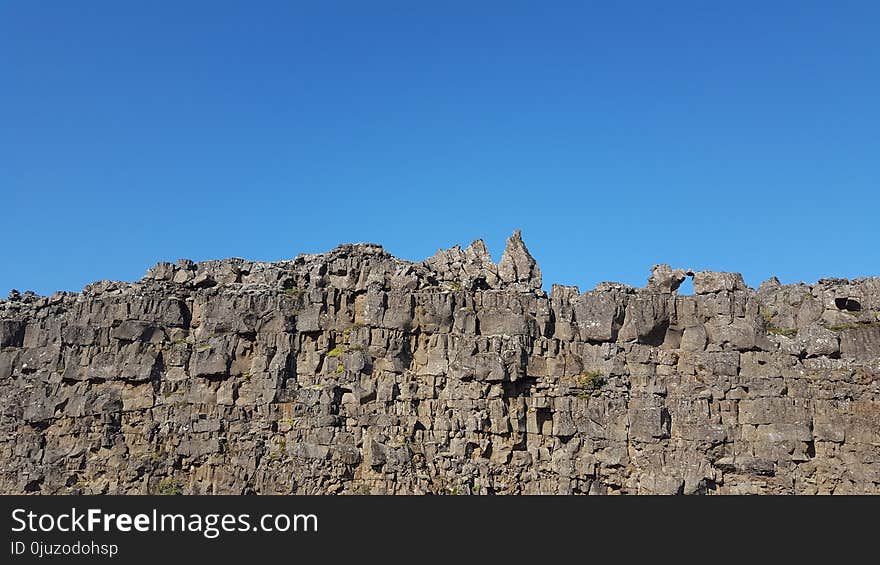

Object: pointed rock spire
[498,229,542,290]
[462,239,499,288]
[757,276,782,293]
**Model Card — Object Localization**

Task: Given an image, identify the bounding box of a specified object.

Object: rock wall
[1,231,879,494]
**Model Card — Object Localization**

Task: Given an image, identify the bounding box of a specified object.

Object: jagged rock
[692,271,748,294]
[617,294,671,344]
[680,325,707,352]
[426,239,500,290]
[0,320,25,347]
[799,324,840,358]
[497,230,542,290]
[573,291,627,342]
[0,235,878,495]
[647,264,687,293]
[757,276,782,292]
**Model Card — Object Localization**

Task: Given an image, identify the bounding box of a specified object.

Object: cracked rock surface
[1,232,879,494]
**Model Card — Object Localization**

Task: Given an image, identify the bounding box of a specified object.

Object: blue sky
[2,1,878,296]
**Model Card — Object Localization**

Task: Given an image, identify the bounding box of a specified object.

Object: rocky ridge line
[1,232,879,494]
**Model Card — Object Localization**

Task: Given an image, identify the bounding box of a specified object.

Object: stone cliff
[1,232,879,494]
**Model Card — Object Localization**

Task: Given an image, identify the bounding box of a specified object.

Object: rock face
[1,232,879,495]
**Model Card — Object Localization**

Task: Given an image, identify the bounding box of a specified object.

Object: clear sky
[2,1,878,296]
